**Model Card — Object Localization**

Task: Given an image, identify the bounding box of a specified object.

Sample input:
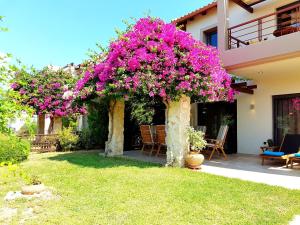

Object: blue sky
[0,0,212,68]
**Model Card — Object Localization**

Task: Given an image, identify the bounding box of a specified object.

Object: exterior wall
[186,8,218,42]
[187,0,298,45]
[184,0,300,154]
[237,73,300,154]
[218,0,300,68]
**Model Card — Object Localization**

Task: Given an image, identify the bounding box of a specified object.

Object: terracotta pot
[185,152,204,169]
[21,184,45,195]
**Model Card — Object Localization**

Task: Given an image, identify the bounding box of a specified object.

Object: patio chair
[204,125,229,160]
[140,125,156,155]
[155,125,167,157]
[260,134,300,166]
[196,126,207,135]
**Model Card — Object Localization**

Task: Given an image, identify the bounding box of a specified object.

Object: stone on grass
[4,190,53,201]
[0,207,17,220]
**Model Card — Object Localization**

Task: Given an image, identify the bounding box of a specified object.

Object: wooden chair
[260,134,300,166]
[155,125,167,157]
[204,125,229,160]
[140,125,156,155]
[196,126,207,135]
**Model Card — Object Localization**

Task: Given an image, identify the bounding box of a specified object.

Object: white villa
[173,0,300,155]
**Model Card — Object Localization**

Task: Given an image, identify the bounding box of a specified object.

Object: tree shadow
[48,151,161,169]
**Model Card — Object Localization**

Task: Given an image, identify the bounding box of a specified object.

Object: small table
[289,156,300,169]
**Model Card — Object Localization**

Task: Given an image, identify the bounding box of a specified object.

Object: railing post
[228,28,232,49]
[258,19,262,42]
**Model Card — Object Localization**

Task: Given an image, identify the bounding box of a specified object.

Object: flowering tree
[11,67,87,117]
[74,17,235,164]
[75,17,234,102]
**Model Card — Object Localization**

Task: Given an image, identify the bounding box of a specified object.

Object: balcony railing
[228,2,300,49]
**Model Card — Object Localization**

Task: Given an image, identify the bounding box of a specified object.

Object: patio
[123,150,300,189]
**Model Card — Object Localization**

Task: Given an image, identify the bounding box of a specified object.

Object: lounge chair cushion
[295,153,300,158]
[263,151,285,157]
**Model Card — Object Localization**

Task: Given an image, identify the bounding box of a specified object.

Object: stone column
[165,95,191,167]
[105,99,125,156]
[218,0,229,53]
[37,114,45,134]
[52,117,62,134]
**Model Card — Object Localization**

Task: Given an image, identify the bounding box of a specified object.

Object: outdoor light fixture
[250,103,255,110]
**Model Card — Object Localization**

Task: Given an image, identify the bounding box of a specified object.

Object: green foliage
[58,127,79,151]
[62,116,78,129]
[26,175,42,185]
[78,128,93,150]
[0,161,41,186]
[0,133,30,163]
[0,54,34,134]
[128,95,158,125]
[86,99,109,148]
[17,118,37,137]
[186,126,207,152]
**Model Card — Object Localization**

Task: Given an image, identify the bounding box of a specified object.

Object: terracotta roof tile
[172,1,217,24]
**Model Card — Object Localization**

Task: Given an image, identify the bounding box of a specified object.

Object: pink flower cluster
[76,17,234,102]
[76,17,234,101]
[293,98,300,111]
[11,69,87,117]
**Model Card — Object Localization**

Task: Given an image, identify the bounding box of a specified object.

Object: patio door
[273,93,300,145]
[197,101,237,154]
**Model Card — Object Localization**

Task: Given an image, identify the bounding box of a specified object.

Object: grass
[0,151,300,225]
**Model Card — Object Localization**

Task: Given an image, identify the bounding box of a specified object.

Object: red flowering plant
[75,17,234,104]
[11,67,87,117]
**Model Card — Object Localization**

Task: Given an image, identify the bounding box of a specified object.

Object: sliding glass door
[273,93,300,145]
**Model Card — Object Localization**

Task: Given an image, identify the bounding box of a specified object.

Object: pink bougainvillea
[76,17,234,102]
[11,68,86,117]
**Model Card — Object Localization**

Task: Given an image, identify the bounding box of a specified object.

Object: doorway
[197,101,237,154]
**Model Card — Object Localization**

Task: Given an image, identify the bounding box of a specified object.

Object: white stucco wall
[186,7,218,42]
[186,0,300,68]
[237,71,300,155]
[184,0,300,154]
[187,0,297,43]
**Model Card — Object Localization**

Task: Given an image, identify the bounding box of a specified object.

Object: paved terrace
[123,150,300,190]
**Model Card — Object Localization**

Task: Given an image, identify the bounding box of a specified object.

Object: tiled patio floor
[123,150,300,189]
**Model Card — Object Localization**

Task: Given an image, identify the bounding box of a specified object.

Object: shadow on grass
[48,151,161,169]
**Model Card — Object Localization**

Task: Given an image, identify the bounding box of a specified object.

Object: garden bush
[77,128,92,150]
[0,133,30,163]
[58,127,79,151]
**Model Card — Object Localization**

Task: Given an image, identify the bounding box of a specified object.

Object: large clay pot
[21,184,46,195]
[185,152,204,169]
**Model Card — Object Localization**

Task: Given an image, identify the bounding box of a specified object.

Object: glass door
[273,93,300,145]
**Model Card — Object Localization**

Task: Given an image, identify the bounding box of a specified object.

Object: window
[277,1,300,29]
[273,93,300,145]
[204,27,218,47]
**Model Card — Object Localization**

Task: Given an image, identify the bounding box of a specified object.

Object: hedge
[0,133,30,163]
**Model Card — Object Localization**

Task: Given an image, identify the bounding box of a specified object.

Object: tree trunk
[105,99,125,156]
[165,95,191,167]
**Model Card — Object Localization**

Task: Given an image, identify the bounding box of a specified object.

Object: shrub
[0,133,30,163]
[78,128,92,150]
[187,126,207,152]
[86,99,108,148]
[58,127,79,151]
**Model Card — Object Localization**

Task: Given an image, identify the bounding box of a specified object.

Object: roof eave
[172,2,217,25]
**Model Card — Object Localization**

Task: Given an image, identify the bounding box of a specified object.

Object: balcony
[228,2,300,49]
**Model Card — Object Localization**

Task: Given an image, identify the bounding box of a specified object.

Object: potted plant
[185,126,207,169]
[21,175,45,195]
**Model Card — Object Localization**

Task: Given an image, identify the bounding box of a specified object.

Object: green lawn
[0,152,299,225]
